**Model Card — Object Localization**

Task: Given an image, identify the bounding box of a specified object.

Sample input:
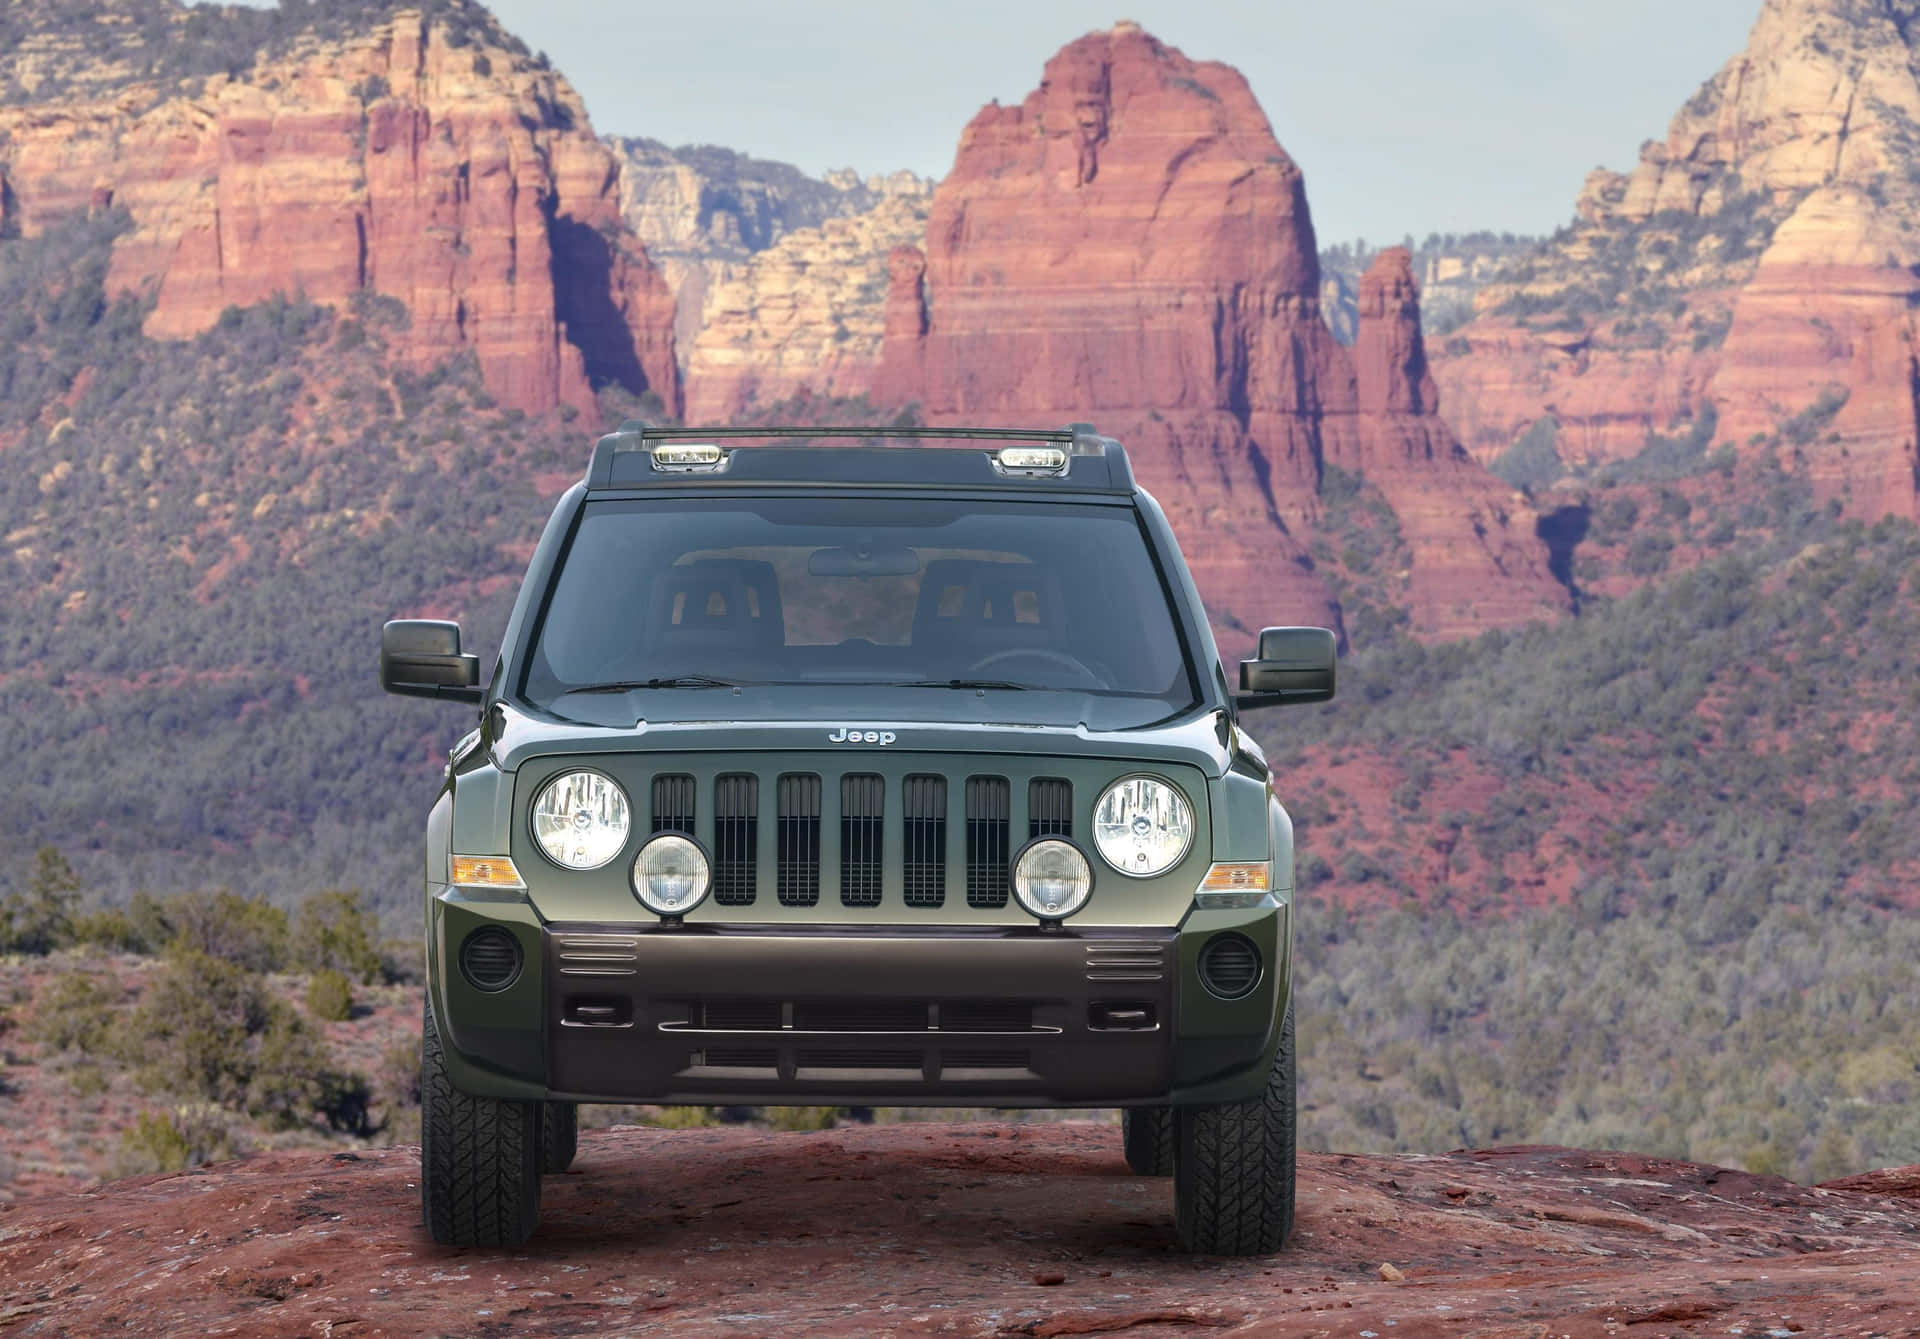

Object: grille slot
[693,1047,778,1070]
[903,775,947,908]
[840,774,884,908]
[796,1048,920,1071]
[776,774,822,907]
[691,999,784,1031]
[965,776,1011,909]
[940,1000,1035,1033]
[651,774,695,833]
[943,1049,1030,1071]
[793,999,926,1032]
[1028,777,1072,838]
[713,774,758,906]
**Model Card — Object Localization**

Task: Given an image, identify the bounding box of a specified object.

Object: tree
[290,890,383,983]
[5,846,81,955]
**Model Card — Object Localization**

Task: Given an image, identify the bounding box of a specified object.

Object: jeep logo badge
[829,727,896,745]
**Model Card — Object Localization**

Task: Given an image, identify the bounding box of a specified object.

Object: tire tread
[420,997,542,1247]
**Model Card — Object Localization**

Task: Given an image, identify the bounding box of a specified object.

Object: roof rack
[583,422,1132,493]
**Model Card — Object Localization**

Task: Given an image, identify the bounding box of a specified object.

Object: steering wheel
[967,646,1099,682]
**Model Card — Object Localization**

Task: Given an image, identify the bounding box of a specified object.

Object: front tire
[1173,1004,1296,1255]
[420,997,542,1247]
[1122,1107,1174,1176]
[542,1101,579,1174]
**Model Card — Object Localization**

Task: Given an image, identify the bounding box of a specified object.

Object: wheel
[542,1101,579,1174]
[420,997,543,1247]
[1122,1107,1174,1176]
[1173,1004,1296,1255]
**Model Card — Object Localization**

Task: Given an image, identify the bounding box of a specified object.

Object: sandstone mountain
[1434,0,1920,520]
[608,137,932,372]
[869,24,1567,646]
[0,0,679,417]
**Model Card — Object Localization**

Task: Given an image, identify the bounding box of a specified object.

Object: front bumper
[429,891,1287,1107]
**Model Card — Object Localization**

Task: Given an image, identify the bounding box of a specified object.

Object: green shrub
[26,971,121,1054]
[165,891,288,972]
[764,1106,838,1131]
[115,1105,244,1177]
[290,890,383,983]
[306,968,353,1022]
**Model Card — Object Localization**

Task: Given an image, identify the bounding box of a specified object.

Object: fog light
[1197,932,1262,1000]
[460,927,523,993]
[632,832,712,916]
[1011,838,1093,920]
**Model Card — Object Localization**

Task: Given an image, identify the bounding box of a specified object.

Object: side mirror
[381,620,483,704]
[1235,626,1336,710]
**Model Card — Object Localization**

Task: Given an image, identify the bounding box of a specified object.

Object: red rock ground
[3,1123,1916,1337]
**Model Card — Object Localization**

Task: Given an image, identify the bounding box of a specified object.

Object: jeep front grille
[558,766,1162,918]
[965,777,1011,908]
[903,774,947,908]
[839,774,884,908]
[713,773,758,906]
[775,773,821,907]
[651,774,695,834]
[1029,777,1072,838]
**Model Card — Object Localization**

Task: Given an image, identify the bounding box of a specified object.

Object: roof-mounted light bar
[994,445,1068,475]
[585,421,1129,491]
[650,442,726,472]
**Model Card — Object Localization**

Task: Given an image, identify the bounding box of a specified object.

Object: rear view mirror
[1235,626,1335,710]
[807,545,921,577]
[381,620,483,704]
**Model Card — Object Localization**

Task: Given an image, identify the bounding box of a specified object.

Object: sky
[475,0,1764,247]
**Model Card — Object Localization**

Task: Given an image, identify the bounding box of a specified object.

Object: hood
[479,694,1236,778]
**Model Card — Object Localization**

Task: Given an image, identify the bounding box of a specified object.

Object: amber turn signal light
[451,854,526,890]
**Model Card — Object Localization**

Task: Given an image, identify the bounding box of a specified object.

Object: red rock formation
[1346,249,1571,635]
[873,243,928,407]
[0,11,678,417]
[1712,188,1920,516]
[4,1126,1918,1335]
[879,24,1566,649]
[1431,0,1920,520]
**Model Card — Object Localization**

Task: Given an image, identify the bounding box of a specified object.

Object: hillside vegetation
[1270,495,1920,1181]
[0,211,565,908]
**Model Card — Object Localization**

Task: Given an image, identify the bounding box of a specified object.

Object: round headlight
[530,770,631,870]
[632,833,712,916]
[1093,776,1193,877]
[1012,839,1093,920]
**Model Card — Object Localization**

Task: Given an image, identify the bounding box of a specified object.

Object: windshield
[518,495,1199,720]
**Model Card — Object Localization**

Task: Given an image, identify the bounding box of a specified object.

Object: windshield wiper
[890,679,1028,691]
[566,675,745,693]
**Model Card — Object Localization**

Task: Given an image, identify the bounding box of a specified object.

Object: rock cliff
[876,24,1566,646]
[3,1125,1917,1336]
[1435,0,1920,518]
[609,137,932,367]
[682,193,932,421]
[0,1,679,417]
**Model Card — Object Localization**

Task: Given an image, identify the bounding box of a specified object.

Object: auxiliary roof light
[651,443,726,471]
[995,445,1069,474]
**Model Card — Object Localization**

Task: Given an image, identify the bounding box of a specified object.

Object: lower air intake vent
[1197,933,1262,1001]
[460,927,523,993]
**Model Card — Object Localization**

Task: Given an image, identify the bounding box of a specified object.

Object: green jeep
[381,424,1335,1255]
